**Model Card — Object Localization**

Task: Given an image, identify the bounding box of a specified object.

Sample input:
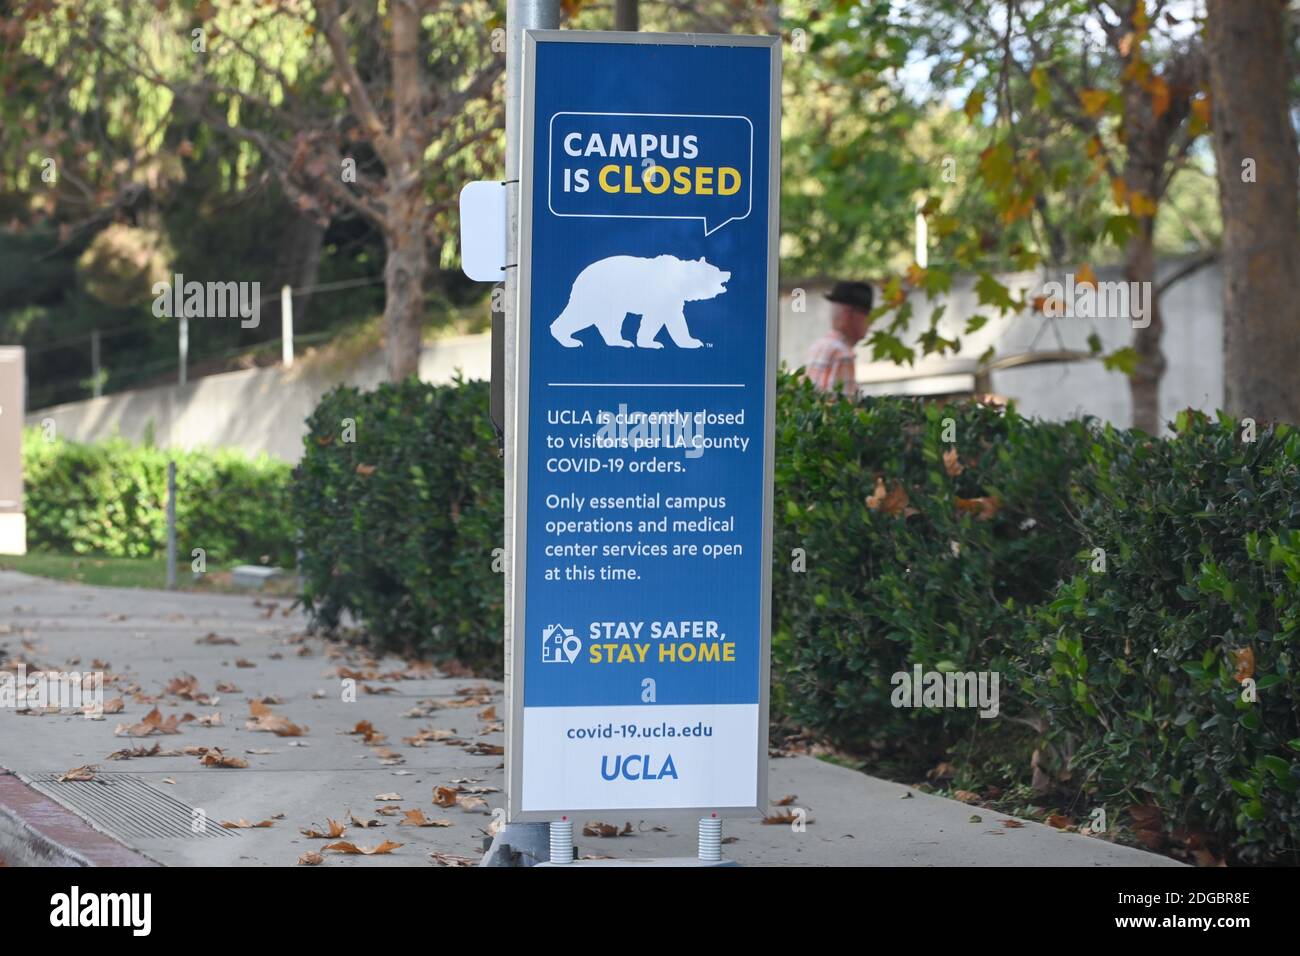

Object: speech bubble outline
[547,111,753,236]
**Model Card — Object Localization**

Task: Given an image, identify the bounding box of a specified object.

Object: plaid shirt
[804,330,858,394]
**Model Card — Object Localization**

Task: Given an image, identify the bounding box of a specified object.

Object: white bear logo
[548,254,730,349]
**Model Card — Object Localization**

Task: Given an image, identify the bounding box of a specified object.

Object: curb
[0,770,156,867]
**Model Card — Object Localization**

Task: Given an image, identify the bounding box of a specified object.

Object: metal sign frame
[508,29,781,822]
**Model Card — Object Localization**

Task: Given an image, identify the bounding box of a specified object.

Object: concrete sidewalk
[0,570,1179,867]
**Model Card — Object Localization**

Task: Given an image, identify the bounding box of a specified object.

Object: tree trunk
[380,0,430,383]
[1126,220,1164,434]
[1207,0,1300,426]
[382,204,427,382]
[1122,102,1167,435]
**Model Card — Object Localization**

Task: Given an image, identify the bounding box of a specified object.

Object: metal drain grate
[29,773,237,841]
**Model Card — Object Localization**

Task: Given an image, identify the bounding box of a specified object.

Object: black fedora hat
[825,280,874,312]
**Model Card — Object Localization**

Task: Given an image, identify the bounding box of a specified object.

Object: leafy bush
[290,374,1299,860]
[1020,411,1300,862]
[292,377,504,673]
[22,430,294,567]
[771,372,1094,760]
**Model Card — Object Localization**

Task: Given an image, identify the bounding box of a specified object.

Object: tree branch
[1157,248,1218,297]
[313,0,398,168]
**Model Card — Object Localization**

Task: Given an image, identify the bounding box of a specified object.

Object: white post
[178,316,188,387]
[281,284,294,368]
[914,200,929,269]
[549,817,574,864]
[698,814,722,863]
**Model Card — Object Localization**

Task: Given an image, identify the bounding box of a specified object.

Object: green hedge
[291,377,504,673]
[771,373,1095,757]
[22,430,295,567]
[291,374,1300,861]
[1021,411,1300,863]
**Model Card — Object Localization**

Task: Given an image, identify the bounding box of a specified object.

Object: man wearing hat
[804,280,874,394]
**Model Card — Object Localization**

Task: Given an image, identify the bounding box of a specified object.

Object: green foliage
[771,372,1094,758]
[1021,411,1300,862]
[22,429,294,567]
[292,377,504,674]
[291,374,1299,861]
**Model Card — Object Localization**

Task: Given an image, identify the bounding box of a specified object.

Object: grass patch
[0,550,296,594]
[0,551,170,588]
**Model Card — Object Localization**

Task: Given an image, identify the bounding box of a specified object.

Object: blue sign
[511,31,779,818]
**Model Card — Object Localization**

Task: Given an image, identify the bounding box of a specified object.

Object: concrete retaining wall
[29,260,1222,461]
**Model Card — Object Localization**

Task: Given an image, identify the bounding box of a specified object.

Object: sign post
[509,31,780,829]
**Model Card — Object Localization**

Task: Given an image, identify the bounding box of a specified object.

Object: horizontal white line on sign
[547,382,745,388]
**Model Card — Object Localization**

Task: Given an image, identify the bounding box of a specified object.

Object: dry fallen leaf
[298,851,324,866]
[999,819,1025,829]
[582,821,633,838]
[246,712,307,737]
[116,706,185,737]
[403,727,459,747]
[433,786,459,808]
[459,796,489,813]
[197,633,238,646]
[399,809,453,828]
[221,819,274,829]
[953,790,981,804]
[323,840,402,856]
[107,743,164,760]
[429,852,477,867]
[866,477,917,517]
[955,496,1001,521]
[1232,647,1255,683]
[1046,814,1072,830]
[59,765,97,782]
[373,792,402,802]
[349,720,386,743]
[761,810,813,825]
[942,447,964,477]
[349,812,384,829]
[1129,804,1164,830]
[773,794,797,806]
[199,749,248,769]
[301,819,347,839]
